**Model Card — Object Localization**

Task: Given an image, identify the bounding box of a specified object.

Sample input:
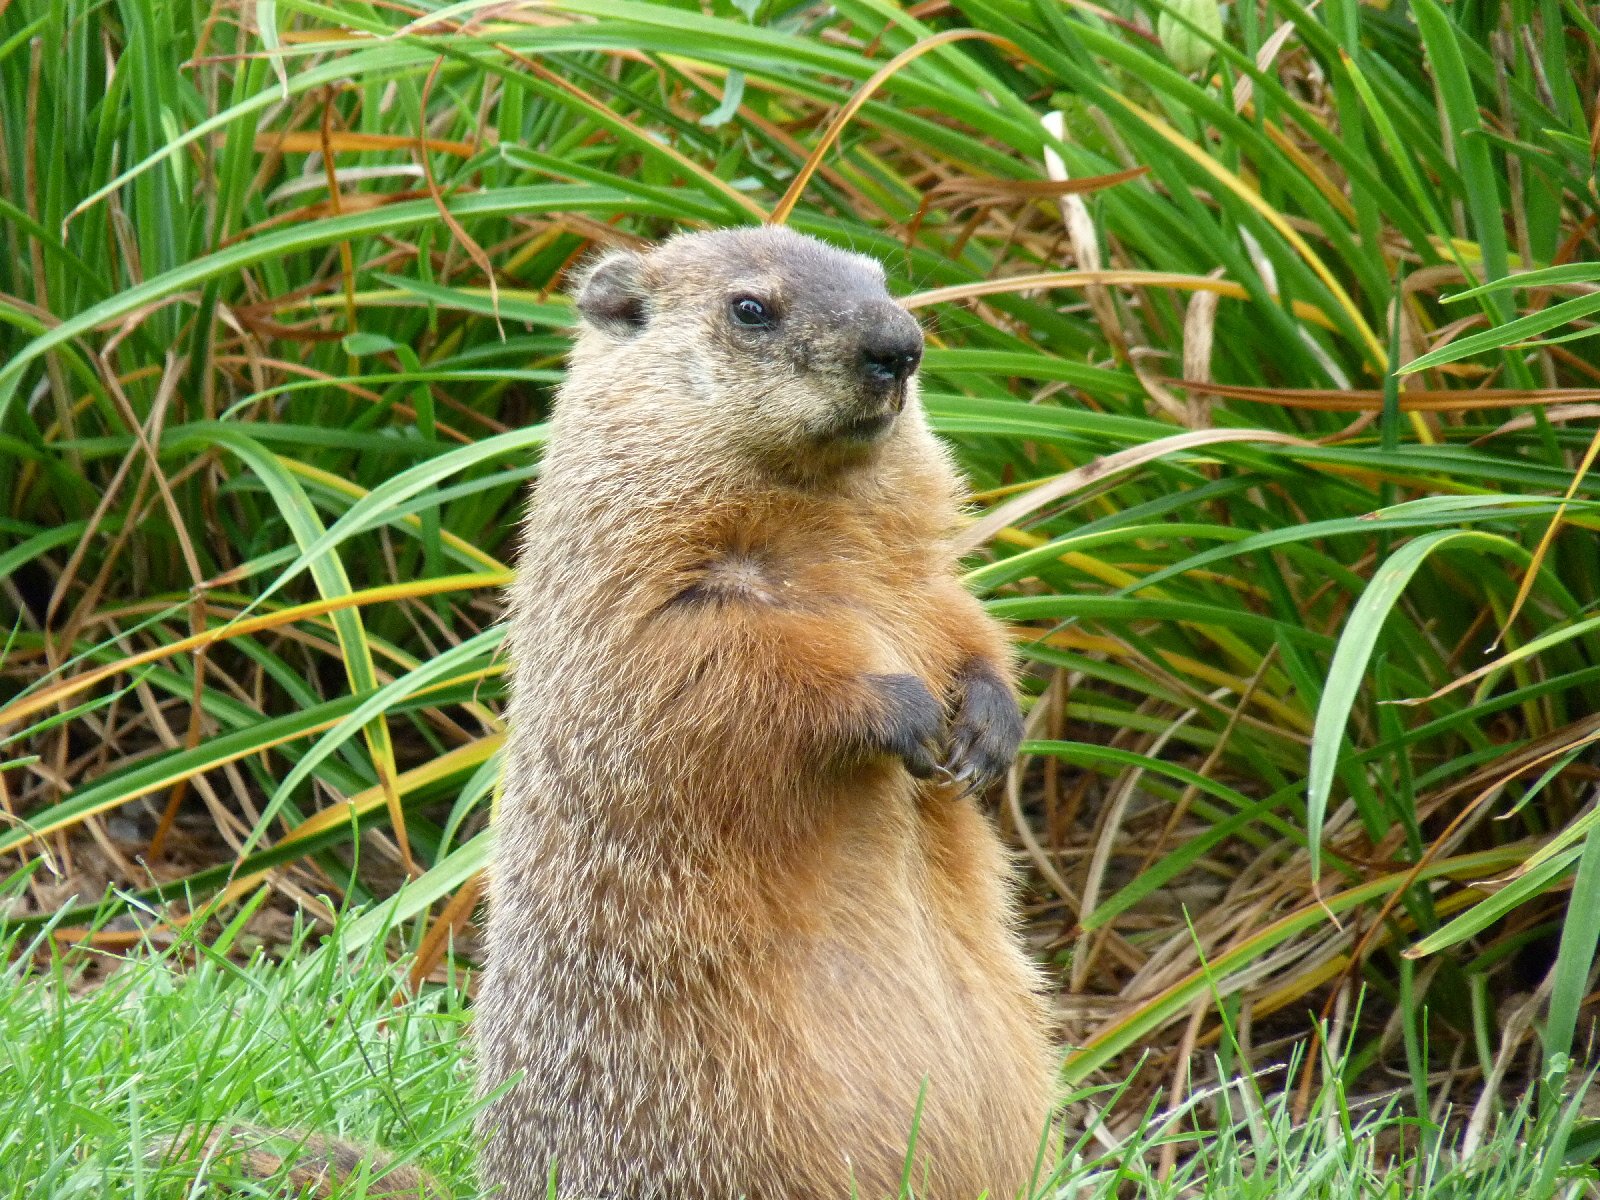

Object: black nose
[859,312,923,390]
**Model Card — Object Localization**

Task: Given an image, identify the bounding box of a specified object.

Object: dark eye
[730,296,775,329]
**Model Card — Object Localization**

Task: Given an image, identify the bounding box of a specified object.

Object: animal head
[564,226,925,477]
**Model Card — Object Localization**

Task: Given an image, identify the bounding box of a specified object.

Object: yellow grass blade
[0,573,511,728]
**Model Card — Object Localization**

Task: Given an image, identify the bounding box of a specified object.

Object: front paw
[861,673,945,779]
[941,660,1024,796]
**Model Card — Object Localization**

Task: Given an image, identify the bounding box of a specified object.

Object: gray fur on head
[574,248,650,336]
[561,226,928,482]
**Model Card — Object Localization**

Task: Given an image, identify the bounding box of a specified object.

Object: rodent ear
[575,250,649,336]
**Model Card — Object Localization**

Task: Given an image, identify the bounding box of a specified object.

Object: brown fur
[478,227,1060,1200]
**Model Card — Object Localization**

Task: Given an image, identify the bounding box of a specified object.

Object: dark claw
[941,659,1024,796]
[945,762,981,798]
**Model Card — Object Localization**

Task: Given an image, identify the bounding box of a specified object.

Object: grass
[3,891,1599,1199]
[0,886,480,1198]
[2,0,1600,1148]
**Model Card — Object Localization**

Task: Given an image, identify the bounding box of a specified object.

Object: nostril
[860,344,922,388]
[856,301,925,390]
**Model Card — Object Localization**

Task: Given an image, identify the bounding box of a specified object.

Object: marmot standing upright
[479,226,1059,1200]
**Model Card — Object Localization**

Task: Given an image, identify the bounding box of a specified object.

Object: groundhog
[478,225,1060,1200]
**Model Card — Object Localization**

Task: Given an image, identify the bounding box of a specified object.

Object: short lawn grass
[4,896,1597,1199]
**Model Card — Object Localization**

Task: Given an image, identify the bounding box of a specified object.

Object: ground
[3,887,1596,1199]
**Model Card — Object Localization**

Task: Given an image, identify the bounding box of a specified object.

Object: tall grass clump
[3,0,1600,1129]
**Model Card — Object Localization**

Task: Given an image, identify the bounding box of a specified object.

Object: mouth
[881,379,910,414]
[833,407,898,443]
[830,378,909,442]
